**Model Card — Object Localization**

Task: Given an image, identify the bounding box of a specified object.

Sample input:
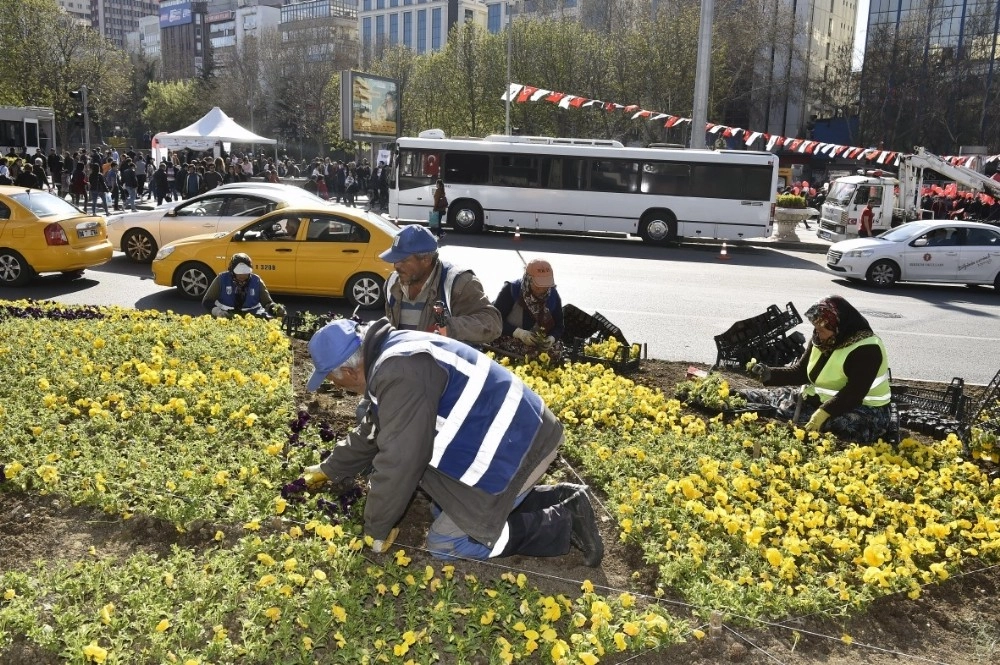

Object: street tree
[141,81,208,135]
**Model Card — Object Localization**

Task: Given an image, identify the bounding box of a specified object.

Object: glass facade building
[358,0,487,56]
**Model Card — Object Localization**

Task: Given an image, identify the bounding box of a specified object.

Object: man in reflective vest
[743,295,891,443]
[301,318,604,566]
[382,225,501,345]
[202,253,284,319]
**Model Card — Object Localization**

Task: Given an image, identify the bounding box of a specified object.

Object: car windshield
[9,191,84,218]
[825,181,856,206]
[880,225,927,242]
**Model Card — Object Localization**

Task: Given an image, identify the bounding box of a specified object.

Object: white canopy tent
[154,107,277,161]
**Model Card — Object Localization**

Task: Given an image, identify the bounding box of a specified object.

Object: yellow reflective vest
[802,336,890,407]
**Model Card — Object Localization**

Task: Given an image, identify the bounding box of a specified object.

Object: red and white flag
[502,83,524,102]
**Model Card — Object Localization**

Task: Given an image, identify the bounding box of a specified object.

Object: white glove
[747,359,771,383]
[303,464,328,490]
[371,527,399,553]
[538,335,556,350]
[513,328,536,345]
[211,306,231,318]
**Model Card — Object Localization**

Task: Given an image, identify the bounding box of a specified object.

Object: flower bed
[0,302,684,664]
[2,302,1000,663]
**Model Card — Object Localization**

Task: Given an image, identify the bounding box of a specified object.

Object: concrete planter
[772,207,819,241]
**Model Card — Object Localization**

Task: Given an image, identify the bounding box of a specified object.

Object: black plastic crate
[713,302,805,371]
[961,368,1000,441]
[562,304,601,343]
[891,377,966,419]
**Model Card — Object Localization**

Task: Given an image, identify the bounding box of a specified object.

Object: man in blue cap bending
[301,318,604,566]
[380,225,500,345]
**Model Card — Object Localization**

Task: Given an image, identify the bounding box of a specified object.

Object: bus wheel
[639,212,676,245]
[450,201,484,233]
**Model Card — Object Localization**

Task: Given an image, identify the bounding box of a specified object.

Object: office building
[749,0,859,138]
[91,0,161,48]
[358,0,487,57]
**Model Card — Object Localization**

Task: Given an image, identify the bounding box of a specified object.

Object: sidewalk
[690,220,833,255]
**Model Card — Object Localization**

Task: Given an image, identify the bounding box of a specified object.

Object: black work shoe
[565,492,603,567]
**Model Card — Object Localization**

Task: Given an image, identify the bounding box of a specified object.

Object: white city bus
[388,130,778,244]
[0,106,57,155]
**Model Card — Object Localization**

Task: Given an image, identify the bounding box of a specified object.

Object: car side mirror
[913,238,928,247]
[164,209,177,217]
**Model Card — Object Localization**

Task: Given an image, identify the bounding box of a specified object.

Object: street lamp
[505,1,519,136]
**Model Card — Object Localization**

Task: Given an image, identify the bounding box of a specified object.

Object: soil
[2,343,998,665]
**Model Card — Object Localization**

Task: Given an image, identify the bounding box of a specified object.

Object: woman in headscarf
[740,295,891,443]
[491,259,564,361]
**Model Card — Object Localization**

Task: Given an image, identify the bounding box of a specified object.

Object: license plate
[78,228,98,238]
[818,231,831,241]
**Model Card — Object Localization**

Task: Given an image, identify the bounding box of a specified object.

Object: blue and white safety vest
[370,331,544,494]
[216,272,266,315]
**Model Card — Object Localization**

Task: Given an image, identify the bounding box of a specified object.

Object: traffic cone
[513,225,521,241]
[717,241,731,260]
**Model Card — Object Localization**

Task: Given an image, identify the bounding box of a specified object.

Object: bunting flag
[515,86,538,103]
[502,83,1000,164]
[503,83,524,102]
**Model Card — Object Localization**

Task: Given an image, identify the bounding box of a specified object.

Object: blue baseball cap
[379,225,438,263]
[306,320,363,391]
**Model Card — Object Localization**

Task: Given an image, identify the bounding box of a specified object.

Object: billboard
[340,71,400,142]
[160,1,193,28]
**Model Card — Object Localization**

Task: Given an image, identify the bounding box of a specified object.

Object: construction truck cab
[817,147,1000,242]
[817,171,899,242]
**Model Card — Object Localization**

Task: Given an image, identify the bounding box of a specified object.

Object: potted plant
[772,193,817,240]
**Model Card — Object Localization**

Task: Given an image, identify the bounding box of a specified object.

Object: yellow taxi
[152,206,401,309]
[0,186,114,286]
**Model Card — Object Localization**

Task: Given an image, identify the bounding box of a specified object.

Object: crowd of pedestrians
[1,146,391,212]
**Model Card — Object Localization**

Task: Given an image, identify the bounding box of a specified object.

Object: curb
[686,237,831,255]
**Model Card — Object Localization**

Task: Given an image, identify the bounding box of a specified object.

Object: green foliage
[141,81,211,134]
[776,193,807,208]
[0,0,134,147]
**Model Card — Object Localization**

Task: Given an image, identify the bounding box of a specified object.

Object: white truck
[816,147,1000,242]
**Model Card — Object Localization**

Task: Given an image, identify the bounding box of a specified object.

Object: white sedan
[825,220,1000,289]
[105,184,326,263]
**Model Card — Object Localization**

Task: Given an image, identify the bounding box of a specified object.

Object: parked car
[0,186,113,286]
[825,220,1000,289]
[106,184,324,263]
[151,207,400,309]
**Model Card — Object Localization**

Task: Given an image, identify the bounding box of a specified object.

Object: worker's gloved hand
[303,464,328,490]
[804,408,830,432]
[513,328,536,346]
[747,359,771,383]
[538,335,556,350]
[370,527,399,554]
[269,303,286,318]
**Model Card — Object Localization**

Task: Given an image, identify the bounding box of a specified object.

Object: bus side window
[641,163,690,195]
[444,152,489,184]
[590,160,639,193]
[493,155,540,188]
[399,150,419,177]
